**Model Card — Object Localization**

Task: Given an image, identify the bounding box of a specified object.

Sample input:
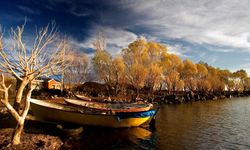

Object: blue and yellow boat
[64,98,153,113]
[30,99,156,128]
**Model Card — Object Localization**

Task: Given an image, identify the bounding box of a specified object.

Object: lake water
[66,97,250,150]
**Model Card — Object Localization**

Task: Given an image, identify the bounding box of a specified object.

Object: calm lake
[66,97,250,150]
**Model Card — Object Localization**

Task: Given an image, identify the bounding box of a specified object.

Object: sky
[1,0,250,74]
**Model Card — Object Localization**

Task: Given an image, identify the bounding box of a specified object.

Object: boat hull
[64,98,153,113]
[30,99,155,128]
[75,94,92,101]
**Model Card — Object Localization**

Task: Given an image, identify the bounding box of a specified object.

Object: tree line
[87,38,250,99]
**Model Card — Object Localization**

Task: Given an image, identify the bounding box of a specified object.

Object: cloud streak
[17,5,40,15]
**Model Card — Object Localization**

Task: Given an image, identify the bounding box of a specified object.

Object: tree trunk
[12,120,24,145]
[158,83,162,91]
[114,83,120,96]
[14,79,28,111]
[106,85,111,98]
[136,88,140,101]
[61,70,64,96]
[12,84,33,145]
[150,86,154,96]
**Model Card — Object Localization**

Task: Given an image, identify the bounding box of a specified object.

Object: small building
[31,75,62,90]
[44,78,61,90]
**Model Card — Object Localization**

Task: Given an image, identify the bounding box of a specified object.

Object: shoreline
[152,91,250,104]
[1,91,250,149]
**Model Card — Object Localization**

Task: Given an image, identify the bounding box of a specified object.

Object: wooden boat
[64,98,153,113]
[75,94,118,103]
[75,94,92,101]
[30,99,156,128]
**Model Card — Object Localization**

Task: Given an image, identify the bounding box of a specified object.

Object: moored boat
[75,94,92,101]
[30,99,156,128]
[64,98,153,113]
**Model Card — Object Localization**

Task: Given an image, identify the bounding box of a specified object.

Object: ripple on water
[155,97,250,150]
[60,97,250,150]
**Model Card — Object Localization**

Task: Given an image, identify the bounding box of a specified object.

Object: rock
[56,124,83,137]
[220,95,226,99]
[189,91,195,99]
[212,96,218,100]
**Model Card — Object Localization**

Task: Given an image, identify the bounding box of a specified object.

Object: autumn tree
[161,53,183,74]
[180,59,197,91]
[93,50,112,95]
[196,63,208,91]
[92,36,126,97]
[112,56,126,95]
[93,52,126,97]
[232,69,248,91]
[243,77,250,91]
[145,42,166,93]
[146,63,163,92]
[0,23,69,145]
[206,66,225,92]
[161,53,184,93]
[165,70,184,92]
[217,69,233,91]
[122,39,149,99]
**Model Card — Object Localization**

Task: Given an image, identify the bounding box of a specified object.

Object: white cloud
[80,26,138,55]
[117,0,250,52]
[203,31,250,49]
[165,44,187,57]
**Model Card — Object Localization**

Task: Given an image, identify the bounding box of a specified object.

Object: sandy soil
[0,128,63,150]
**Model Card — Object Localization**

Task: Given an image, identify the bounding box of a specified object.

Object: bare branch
[93,32,106,51]
[0,25,3,51]
[0,74,19,122]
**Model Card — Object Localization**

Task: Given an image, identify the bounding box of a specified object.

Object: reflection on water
[74,97,250,150]
[156,97,250,150]
[64,127,155,150]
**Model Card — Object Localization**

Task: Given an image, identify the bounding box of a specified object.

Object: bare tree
[93,32,106,51]
[0,22,69,145]
[0,74,33,145]
[64,52,90,89]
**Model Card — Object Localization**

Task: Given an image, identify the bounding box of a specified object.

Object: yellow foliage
[196,63,208,79]
[112,56,126,85]
[129,63,148,89]
[206,74,225,92]
[123,38,167,92]
[165,71,184,91]
[146,63,163,89]
[161,54,183,74]
[92,50,112,82]
[181,59,197,78]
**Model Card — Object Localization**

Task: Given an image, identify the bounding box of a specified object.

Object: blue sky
[1,0,250,73]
